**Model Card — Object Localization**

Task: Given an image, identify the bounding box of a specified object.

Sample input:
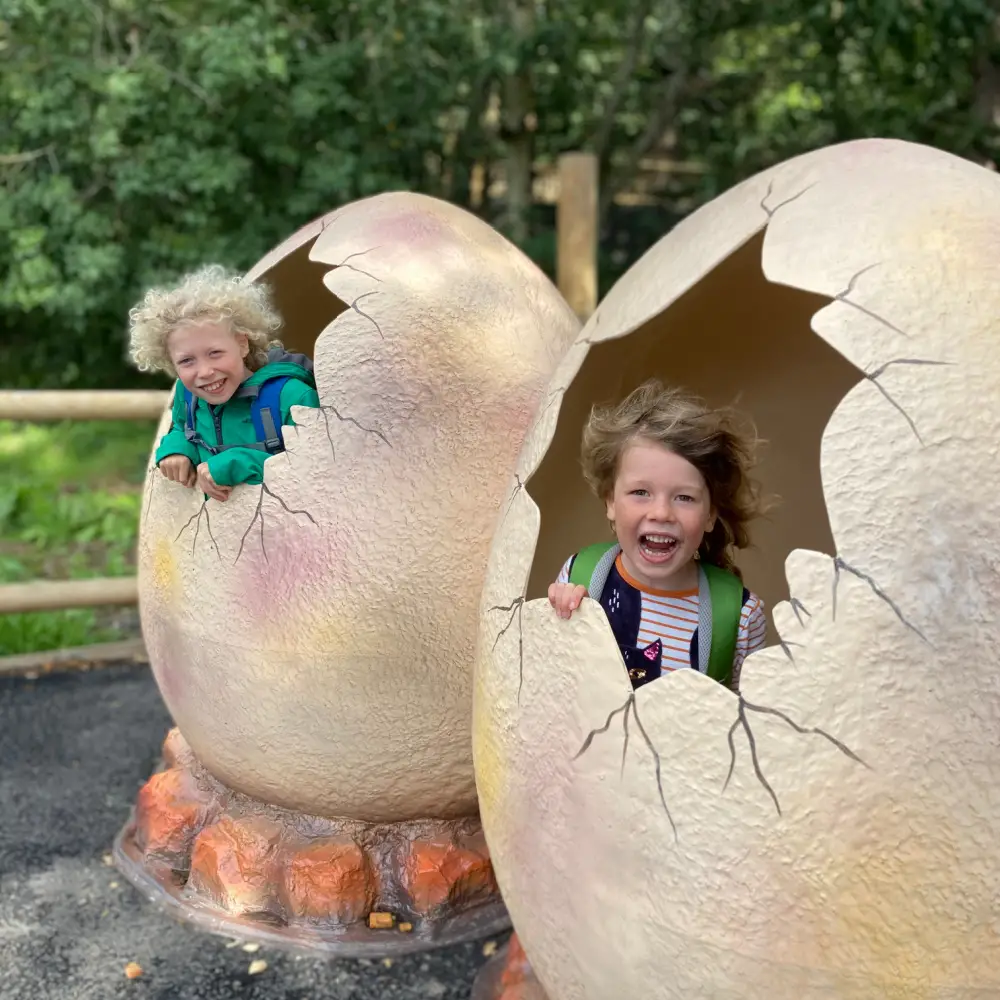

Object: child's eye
[629,489,648,497]
[676,495,696,503]
[178,358,193,366]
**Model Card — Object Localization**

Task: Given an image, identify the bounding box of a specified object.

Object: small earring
[694,550,701,560]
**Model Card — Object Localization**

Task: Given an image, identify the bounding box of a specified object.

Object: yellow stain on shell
[288,600,370,656]
[151,537,179,604]
[772,791,998,997]
[472,670,507,816]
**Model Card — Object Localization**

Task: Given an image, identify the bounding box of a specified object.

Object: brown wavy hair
[581,379,767,574]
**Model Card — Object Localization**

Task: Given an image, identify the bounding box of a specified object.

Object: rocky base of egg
[473,933,549,1000]
[112,728,511,957]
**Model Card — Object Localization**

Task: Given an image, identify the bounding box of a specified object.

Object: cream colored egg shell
[474,139,1000,998]
[138,191,580,823]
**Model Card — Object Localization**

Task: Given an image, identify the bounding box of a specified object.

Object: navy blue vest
[574,556,749,691]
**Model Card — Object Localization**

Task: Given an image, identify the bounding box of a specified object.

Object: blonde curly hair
[581,379,767,574]
[128,264,283,374]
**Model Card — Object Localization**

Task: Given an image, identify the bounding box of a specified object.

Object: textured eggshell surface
[138,191,580,823]
[474,140,1000,998]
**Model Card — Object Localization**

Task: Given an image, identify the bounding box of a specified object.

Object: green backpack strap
[700,562,745,686]
[568,542,617,592]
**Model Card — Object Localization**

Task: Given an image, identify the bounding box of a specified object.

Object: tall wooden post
[556,151,599,321]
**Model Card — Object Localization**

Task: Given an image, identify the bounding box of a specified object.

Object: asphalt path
[0,662,503,1000]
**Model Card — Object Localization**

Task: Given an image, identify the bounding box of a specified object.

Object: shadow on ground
[0,663,503,999]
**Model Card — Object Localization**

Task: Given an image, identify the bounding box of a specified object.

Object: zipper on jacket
[211,405,224,450]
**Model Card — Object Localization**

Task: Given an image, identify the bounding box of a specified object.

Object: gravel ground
[0,662,503,1000]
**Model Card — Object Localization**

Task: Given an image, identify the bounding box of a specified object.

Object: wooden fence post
[556,151,599,321]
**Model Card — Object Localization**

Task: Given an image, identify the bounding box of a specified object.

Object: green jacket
[155,353,319,487]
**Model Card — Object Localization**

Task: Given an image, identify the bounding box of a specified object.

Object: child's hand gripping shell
[548,582,587,619]
[196,461,232,503]
[158,454,196,489]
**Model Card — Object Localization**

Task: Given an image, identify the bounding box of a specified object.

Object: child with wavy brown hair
[548,379,768,692]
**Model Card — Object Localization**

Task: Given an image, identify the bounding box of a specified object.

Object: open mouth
[639,533,679,562]
[199,378,227,394]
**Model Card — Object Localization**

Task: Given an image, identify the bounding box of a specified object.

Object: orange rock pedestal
[113,729,510,957]
[472,933,550,1000]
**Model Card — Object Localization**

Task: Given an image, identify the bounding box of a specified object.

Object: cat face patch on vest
[620,639,662,689]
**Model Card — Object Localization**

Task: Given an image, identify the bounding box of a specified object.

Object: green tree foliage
[1,0,997,389]
[678,0,1000,199]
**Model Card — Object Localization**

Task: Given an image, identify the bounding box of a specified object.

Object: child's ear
[235,332,249,358]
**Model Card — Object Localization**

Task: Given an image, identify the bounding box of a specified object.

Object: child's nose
[651,499,675,521]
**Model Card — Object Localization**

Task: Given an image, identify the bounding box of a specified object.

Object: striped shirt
[557,553,767,688]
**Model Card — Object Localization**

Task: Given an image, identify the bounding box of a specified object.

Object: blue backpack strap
[182,387,204,448]
[250,376,291,454]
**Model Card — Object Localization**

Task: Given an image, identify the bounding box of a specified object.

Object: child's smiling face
[605,437,716,591]
[167,320,252,404]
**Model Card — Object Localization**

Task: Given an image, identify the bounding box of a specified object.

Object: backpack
[567,541,746,688]
[182,376,291,457]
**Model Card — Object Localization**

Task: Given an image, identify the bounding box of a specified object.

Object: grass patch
[0,418,158,656]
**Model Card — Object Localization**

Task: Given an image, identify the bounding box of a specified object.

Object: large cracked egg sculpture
[114,192,579,954]
[474,139,1000,998]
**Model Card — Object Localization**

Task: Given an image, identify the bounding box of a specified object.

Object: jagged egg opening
[244,209,349,357]
[524,226,863,617]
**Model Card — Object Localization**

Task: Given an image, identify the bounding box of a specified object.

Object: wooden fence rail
[1,577,140,615]
[0,389,169,422]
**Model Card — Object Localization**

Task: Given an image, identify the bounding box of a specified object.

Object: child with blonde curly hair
[548,379,768,692]
[129,265,319,502]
